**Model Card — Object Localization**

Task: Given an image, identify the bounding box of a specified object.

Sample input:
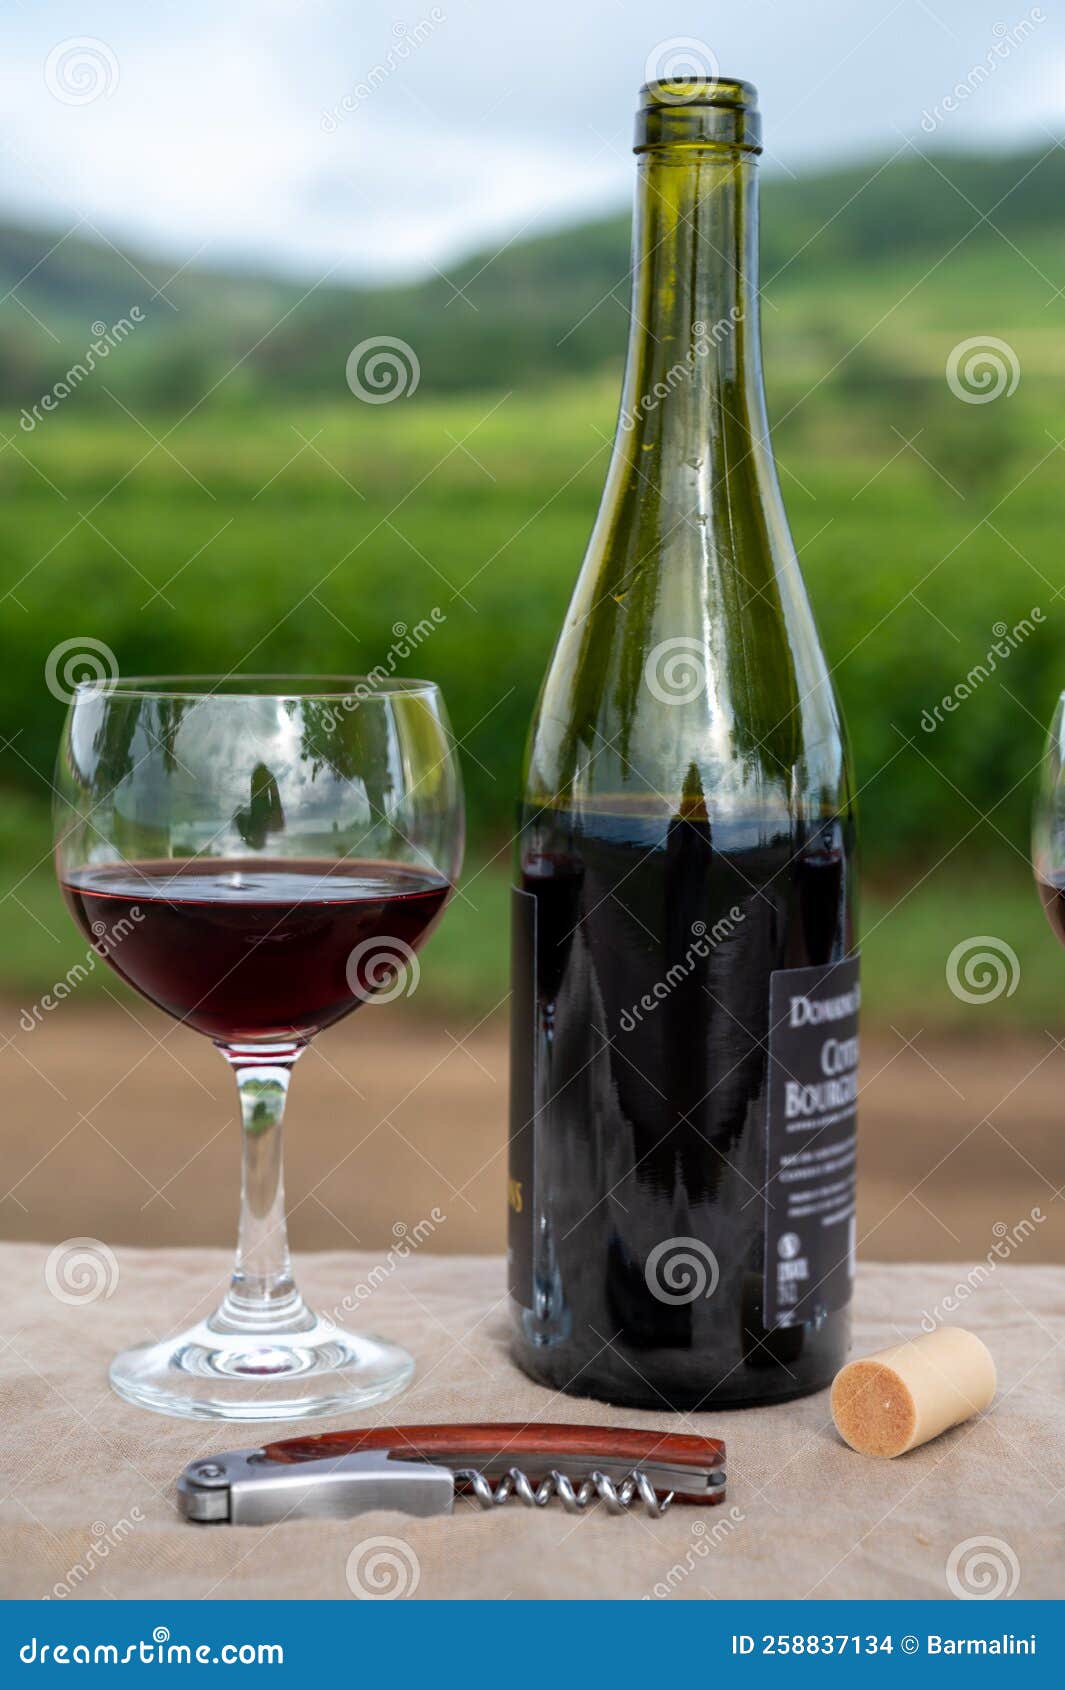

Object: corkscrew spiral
[454,1466,672,1516]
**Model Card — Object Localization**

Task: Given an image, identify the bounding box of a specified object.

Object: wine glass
[54,676,463,1421]
[1034,692,1065,946]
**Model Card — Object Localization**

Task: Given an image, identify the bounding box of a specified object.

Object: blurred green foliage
[1,144,1062,1022]
[0,372,1058,858]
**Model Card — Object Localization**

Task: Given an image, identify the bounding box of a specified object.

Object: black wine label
[507,885,537,1306]
[763,956,859,1329]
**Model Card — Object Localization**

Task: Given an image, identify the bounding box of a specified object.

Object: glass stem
[211,1043,314,1335]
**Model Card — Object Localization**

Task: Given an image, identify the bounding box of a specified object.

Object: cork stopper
[831,1327,996,1459]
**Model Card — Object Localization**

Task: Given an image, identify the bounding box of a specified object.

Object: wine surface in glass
[62,858,449,1041]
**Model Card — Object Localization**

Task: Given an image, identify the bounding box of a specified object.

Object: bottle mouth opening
[635,75,761,155]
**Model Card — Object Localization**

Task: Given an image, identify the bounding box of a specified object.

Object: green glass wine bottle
[508,76,859,1410]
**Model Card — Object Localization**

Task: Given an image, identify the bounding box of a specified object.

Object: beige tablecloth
[1,1246,1061,1600]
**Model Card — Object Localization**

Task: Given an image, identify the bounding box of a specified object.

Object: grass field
[1,373,1062,1028]
[1,375,1061,847]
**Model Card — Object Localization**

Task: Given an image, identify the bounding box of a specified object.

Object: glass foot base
[109,1314,415,1422]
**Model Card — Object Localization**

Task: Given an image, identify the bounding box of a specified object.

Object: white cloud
[1,0,1058,281]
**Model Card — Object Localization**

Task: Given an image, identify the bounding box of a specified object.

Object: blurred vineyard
[1,144,1063,1024]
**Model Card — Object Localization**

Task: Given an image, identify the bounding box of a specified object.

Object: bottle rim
[635,76,762,156]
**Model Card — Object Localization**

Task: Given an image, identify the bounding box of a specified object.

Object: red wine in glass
[62,858,450,1043]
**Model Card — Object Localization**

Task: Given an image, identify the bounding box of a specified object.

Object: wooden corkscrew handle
[262,1421,726,1504]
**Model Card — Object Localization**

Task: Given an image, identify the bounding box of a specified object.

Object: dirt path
[2,1004,1062,1264]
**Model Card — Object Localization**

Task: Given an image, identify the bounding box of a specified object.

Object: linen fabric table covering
[1,1247,1060,1601]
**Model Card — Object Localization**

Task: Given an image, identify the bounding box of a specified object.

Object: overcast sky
[2,0,1061,281]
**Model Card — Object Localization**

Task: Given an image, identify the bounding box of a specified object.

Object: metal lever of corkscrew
[177,1422,726,1525]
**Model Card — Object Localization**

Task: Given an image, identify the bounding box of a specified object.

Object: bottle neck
[615,148,768,463]
[523,91,849,817]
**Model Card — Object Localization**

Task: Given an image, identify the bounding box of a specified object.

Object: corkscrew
[452,1463,670,1514]
[177,1422,726,1525]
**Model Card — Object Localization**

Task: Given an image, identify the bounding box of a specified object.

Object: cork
[830,1327,996,1458]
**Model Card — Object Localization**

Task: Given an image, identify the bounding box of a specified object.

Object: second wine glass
[1034,691,1065,946]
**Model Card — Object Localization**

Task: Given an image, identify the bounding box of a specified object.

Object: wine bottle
[508,76,859,1410]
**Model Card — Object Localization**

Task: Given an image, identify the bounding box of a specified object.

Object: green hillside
[3,144,1064,407]
[1,143,1063,1023]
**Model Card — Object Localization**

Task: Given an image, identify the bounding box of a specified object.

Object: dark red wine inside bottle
[508,79,860,1410]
